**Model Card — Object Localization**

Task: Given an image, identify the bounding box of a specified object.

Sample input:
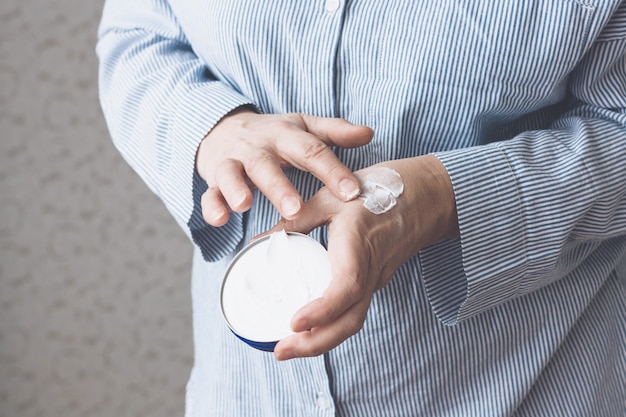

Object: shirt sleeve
[419,6,626,325]
[96,0,254,262]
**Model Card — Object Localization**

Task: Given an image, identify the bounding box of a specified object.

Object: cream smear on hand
[221,230,333,344]
[356,167,404,214]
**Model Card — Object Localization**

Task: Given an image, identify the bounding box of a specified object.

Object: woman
[97,1,626,415]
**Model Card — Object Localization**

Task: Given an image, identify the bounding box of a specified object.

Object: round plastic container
[220,231,333,352]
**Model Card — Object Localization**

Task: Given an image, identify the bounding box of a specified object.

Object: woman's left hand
[266,155,459,360]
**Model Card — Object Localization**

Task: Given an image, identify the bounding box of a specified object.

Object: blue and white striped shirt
[97,1,626,415]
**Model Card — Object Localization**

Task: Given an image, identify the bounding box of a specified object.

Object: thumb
[264,188,340,237]
[300,114,374,148]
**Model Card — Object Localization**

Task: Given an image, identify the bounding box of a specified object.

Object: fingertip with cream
[338,178,361,201]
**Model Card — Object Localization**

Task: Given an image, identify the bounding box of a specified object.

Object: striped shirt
[97,0,626,416]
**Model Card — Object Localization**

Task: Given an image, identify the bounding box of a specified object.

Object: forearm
[97,0,254,260]
[420,26,626,324]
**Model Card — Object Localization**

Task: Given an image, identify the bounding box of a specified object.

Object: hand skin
[195,108,374,225]
[266,155,460,361]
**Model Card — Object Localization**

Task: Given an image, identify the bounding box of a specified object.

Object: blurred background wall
[0,1,195,416]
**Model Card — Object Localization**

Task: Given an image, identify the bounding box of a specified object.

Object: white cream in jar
[220,230,332,349]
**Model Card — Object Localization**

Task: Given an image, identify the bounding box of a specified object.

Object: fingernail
[233,191,248,209]
[339,178,360,201]
[281,196,301,217]
[211,208,227,223]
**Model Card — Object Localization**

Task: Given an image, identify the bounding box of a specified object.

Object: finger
[290,227,370,332]
[276,130,362,202]
[265,188,338,236]
[274,296,371,360]
[213,159,254,213]
[243,151,303,219]
[201,188,230,226]
[299,114,374,149]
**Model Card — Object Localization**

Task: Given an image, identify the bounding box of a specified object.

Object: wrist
[426,154,460,242]
[394,155,459,247]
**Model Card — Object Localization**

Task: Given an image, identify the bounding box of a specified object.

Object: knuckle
[214,158,237,178]
[324,163,349,182]
[318,301,340,322]
[212,158,245,188]
[285,112,304,124]
[302,140,330,163]
[263,175,284,197]
[245,152,275,176]
[309,344,327,357]
[243,154,288,200]
[271,118,298,132]
[344,314,366,336]
[343,272,366,301]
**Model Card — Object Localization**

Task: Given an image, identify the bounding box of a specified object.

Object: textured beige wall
[0,1,194,416]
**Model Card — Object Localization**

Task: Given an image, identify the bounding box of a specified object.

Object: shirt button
[316,392,331,410]
[325,0,341,13]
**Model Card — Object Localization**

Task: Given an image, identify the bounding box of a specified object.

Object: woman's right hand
[195,108,374,226]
